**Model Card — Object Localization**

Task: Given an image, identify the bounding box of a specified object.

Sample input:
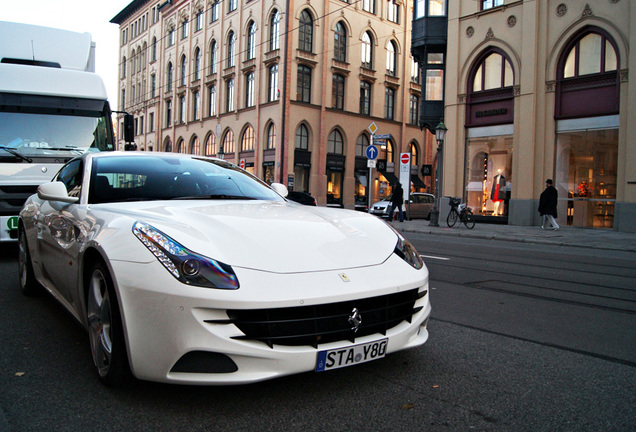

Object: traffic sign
[400,153,410,165]
[368,122,378,134]
[367,159,376,168]
[239,159,246,169]
[365,145,378,160]
[374,133,392,140]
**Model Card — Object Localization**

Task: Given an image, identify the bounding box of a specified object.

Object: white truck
[0,21,131,242]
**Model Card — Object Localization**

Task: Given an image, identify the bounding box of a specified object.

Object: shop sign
[476,108,508,118]
[326,154,345,172]
[421,164,432,176]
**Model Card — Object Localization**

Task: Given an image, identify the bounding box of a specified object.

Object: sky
[3,0,133,106]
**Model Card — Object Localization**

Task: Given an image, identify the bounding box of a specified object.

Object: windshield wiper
[0,146,32,163]
[169,194,256,201]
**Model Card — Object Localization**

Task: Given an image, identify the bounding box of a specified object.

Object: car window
[89,155,285,204]
[56,159,83,198]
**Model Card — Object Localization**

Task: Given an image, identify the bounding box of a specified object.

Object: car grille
[208,289,426,348]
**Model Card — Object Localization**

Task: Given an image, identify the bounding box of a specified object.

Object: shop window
[205,132,217,156]
[267,123,277,150]
[222,129,235,155]
[296,124,309,150]
[241,125,255,152]
[191,135,200,155]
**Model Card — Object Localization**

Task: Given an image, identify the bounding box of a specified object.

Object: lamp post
[218,144,224,160]
[428,119,447,227]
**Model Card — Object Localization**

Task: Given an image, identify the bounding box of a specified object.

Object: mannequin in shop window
[491,169,506,215]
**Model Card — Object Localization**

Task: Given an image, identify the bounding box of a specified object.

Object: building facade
[111,0,434,209]
[413,0,634,231]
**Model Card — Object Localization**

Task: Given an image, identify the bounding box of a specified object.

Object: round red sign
[240,159,246,169]
[400,154,410,164]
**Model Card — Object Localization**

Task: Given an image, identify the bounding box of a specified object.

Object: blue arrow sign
[365,145,378,160]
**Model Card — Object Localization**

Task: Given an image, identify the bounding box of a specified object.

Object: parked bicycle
[447,197,476,229]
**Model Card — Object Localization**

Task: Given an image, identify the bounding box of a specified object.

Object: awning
[411,175,426,189]
[379,171,399,184]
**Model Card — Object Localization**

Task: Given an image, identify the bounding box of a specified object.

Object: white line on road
[420,255,450,261]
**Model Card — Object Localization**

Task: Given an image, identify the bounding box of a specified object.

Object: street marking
[420,255,450,261]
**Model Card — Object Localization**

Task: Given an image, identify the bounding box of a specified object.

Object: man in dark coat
[388,182,404,222]
[538,179,559,230]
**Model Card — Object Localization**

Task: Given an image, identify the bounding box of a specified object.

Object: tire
[86,260,131,387]
[463,209,476,229]
[447,209,459,228]
[18,228,40,296]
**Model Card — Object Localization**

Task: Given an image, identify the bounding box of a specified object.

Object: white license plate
[315,339,387,372]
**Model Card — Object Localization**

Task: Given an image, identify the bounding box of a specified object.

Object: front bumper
[109,255,431,385]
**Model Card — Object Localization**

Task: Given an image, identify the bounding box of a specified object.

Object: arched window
[191,135,200,155]
[122,56,127,77]
[247,21,257,60]
[328,129,344,154]
[361,32,373,69]
[356,133,369,157]
[386,40,397,76]
[180,55,187,86]
[222,129,235,154]
[209,40,217,74]
[563,32,617,78]
[205,133,217,155]
[269,64,279,101]
[409,142,419,165]
[267,123,277,149]
[334,22,347,62]
[241,125,255,151]
[471,51,513,92]
[177,138,186,153]
[295,124,309,150]
[151,37,157,62]
[227,31,235,68]
[164,137,173,152]
[167,61,174,91]
[298,10,313,52]
[194,48,201,80]
[270,10,280,51]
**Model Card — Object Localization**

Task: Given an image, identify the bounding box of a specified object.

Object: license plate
[315,339,387,372]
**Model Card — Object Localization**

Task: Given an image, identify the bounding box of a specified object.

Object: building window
[247,21,257,60]
[205,133,217,155]
[332,74,345,110]
[295,124,309,150]
[481,0,504,11]
[180,55,187,86]
[222,130,235,155]
[226,78,234,112]
[227,31,236,68]
[386,41,397,76]
[362,0,375,14]
[191,135,200,155]
[181,19,189,39]
[151,74,156,98]
[270,10,280,51]
[122,56,127,78]
[179,95,186,123]
[334,22,347,62]
[241,125,255,151]
[228,0,237,13]
[167,62,173,91]
[426,53,445,100]
[267,123,276,149]
[472,52,512,92]
[177,138,186,153]
[208,85,217,116]
[165,138,172,152]
[269,64,279,101]
[193,90,200,120]
[361,32,373,69]
[411,58,421,83]
[168,27,175,46]
[245,72,255,107]
[151,37,157,62]
[385,87,395,120]
[211,1,219,22]
[360,81,371,115]
[298,10,313,53]
[210,40,217,74]
[563,32,618,78]
[149,112,154,132]
[387,0,399,24]
[195,10,203,31]
[328,129,344,154]
[120,89,126,111]
[297,65,312,103]
[409,94,419,125]
[165,99,172,127]
[194,48,201,80]
[356,133,369,157]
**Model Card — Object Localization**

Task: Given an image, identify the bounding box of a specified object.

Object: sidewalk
[392,219,636,253]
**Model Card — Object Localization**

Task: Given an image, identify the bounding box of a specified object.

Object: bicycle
[447,197,476,229]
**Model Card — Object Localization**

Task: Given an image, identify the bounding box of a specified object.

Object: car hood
[99,200,398,273]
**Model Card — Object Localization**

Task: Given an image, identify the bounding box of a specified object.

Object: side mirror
[37,182,79,204]
[123,113,135,143]
[271,183,288,198]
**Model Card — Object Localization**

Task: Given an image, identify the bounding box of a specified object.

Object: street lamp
[218,144,224,160]
[429,119,447,227]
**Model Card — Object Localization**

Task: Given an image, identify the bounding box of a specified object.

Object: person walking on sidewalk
[388,182,404,222]
[538,179,559,230]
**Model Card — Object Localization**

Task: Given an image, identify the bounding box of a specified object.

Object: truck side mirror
[123,114,135,143]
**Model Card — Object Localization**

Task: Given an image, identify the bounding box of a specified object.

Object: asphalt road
[1,234,635,431]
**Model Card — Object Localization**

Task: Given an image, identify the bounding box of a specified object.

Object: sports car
[18,152,431,386]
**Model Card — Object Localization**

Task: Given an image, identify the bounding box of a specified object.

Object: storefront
[293,149,311,192]
[326,154,345,207]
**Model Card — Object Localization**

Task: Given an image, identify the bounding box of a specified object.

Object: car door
[36,159,84,306]
[409,194,425,219]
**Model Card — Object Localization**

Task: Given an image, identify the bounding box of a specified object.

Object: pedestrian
[538,178,559,230]
[388,182,404,222]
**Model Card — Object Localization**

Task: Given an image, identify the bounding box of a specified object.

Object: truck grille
[209,289,426,348]
[0,185,38,216]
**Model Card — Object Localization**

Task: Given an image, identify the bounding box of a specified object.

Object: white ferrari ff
[18,152,431,386]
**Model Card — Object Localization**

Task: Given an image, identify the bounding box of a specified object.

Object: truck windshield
[0,97,114,159]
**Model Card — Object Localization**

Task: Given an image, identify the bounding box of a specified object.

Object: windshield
[89,155,285,204]
[0,97,114,158]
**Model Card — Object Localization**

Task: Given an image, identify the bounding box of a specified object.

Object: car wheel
[18,228,40,296]
[86,260,130,386]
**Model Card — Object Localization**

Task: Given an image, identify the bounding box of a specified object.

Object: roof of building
[110,0,151,25]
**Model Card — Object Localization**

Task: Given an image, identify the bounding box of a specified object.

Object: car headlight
[132,221,239,289]
[385,223,424,270]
